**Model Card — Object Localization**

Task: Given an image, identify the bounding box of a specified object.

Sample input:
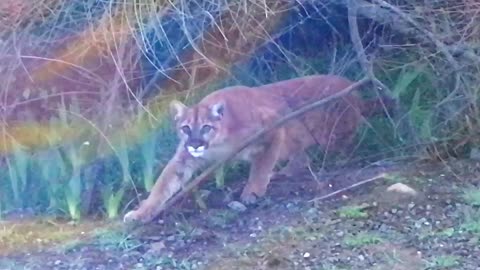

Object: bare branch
[347,0,419,145]
[347,0,388,93]
[370,0,463,101]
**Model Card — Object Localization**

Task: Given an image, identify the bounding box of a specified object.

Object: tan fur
[124,74,389,223]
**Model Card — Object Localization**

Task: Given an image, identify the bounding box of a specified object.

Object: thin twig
[347,0,418,145]
[371,0,463,104]
[309,172,387,202]
[347,0,376,87]
[161,76,371,212]
[347,0,393,112]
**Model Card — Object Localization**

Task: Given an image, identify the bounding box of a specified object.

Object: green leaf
[392,65,425,99]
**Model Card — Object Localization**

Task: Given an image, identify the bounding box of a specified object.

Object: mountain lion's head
[169,98,227,158]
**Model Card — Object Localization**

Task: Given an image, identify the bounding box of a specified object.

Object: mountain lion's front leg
[241,129,285,204]
[123,152,200,224]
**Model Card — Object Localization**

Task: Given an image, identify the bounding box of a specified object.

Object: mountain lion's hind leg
[276,151,310,178]
[240,130,284,204]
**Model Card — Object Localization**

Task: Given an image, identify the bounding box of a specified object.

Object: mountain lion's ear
[169,100,187,121]
[210,101,225,120]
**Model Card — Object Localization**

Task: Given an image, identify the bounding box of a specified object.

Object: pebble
[286,203,295,209]
[228,201,247,212]
[149,241,166,253]
[303,252,310,258]
[306,207,318,216]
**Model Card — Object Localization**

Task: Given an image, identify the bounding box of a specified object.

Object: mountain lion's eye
[181,125,191,134]
[201,125,213,134]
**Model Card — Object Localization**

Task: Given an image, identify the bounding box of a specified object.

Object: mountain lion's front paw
[240,190,260,205]
[123,209,153,224]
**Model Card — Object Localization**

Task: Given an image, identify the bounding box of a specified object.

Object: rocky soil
[2,159,480,270]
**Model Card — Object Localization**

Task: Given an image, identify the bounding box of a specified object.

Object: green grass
[138,132,157,192]
[94,230,142,252]
[343,232,383,248]
[102,186,126,219]
[456,204,480,235]
[437,227,456,238]
[426,255,461,269]
[462,188,480,206]
[62,145,84,221]
[5,142,30,206]
[337,205,369,219]
[146,256,196,270]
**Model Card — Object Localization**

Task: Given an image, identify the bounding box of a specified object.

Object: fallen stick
[161,76,371,212]
[309,172,387,202]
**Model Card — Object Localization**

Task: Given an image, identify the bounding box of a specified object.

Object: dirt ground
[2,158,480,270]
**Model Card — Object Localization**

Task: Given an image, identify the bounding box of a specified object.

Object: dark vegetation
[1,0,480,269]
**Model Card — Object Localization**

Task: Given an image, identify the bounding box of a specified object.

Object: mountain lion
[124,74,392,224]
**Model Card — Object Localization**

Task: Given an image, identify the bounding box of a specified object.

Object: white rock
[386,183,418,196]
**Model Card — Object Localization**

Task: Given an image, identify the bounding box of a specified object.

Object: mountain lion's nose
[188,139,205,149]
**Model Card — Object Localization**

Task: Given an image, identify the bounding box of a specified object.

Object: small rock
[54,260,61,266]
[386,183,418,196]
[173,240,186,248]
[378,224,389,233]
[149,241,166,253]
[306,207,318,216]
[228,201,247,212]
[303,252,311,258]
[358,255,365,261]
[470,147,480,160]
